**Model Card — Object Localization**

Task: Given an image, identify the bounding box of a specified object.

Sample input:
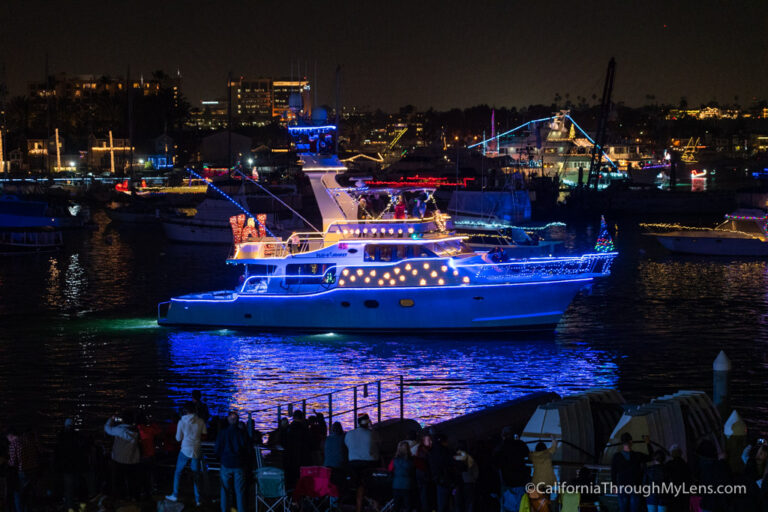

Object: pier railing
[246,376,406,429]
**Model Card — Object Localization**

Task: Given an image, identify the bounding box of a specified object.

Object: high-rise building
[272,79,311,121]
[229,77,273,125]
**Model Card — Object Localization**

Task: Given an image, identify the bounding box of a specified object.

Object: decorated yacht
[158,130,616,331]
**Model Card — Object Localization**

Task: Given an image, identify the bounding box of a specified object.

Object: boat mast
[587,57,616,189]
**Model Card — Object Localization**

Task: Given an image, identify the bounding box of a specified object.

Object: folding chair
[293,466,340,512]
[255,466,290,512]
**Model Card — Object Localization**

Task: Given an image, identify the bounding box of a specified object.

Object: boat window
[396,245,408,260]
[364,300,379,308]
[248,264,277,276]
[286,263,334,285]
[364,245,377,261]
[399,299,415,308]
[433,240,471,256]
[379,246,394,262]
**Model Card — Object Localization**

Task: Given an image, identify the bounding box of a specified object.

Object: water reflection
[164,330,618,431]
[2,216,768,440]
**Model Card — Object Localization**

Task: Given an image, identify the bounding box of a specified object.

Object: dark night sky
[2,0,767,111]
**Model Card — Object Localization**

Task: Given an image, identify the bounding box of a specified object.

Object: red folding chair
[293,466,340,512]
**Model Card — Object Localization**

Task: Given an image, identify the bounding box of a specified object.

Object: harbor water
[1,212,767,438]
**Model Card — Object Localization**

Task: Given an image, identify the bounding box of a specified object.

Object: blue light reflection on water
[2,213,768,438]
[163,329,618,431]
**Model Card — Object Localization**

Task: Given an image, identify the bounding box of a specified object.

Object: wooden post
[399,375,404,421]
[377,380,382,424]
[54,128,62,172]
[302,399,306,417]
[0,128,5,174]
[277,405,281,428]
[328,393,333,426]
[108,130,116,175]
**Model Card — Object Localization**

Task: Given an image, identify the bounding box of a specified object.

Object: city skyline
[2,0,766,111]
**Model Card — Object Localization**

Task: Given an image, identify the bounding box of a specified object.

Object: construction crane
[388,128,408,151]
[587,58,616,189]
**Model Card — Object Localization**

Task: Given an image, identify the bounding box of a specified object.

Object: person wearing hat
[344,413,381,512]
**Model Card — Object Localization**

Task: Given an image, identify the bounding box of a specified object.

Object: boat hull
[654,235,768,256]
[158,278,592,331]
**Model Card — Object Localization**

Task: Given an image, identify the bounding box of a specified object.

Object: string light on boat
[419,279,427,286]
[378,279,384,286]
[438,278,445,285]
[430,270,438,278]
[356,269,363,276]
[423,263,430,270]
[364,277,371,283]
[339,279,345,286]
[394,268,401,274]
[462,276,470,283]
[342,269,350,276]
[441,265,448,272]
[411,269,418,276]
[349,275,356,282]
[389,279,396,285]
[399,275,406,282]
[383,272,391,279]
[404,263,412,271]
[370,270,377,277]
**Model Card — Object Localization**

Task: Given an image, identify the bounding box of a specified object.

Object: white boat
[158,132,617,332]
[462,227,563,258]
[650,210,768,256]
[161,180,302,244]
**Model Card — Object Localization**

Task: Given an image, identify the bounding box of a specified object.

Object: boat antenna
[231,168,321,232]
[184,168,278,238]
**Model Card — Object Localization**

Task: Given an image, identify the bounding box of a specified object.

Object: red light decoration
[230,214,246,244]
[366,175,475,188]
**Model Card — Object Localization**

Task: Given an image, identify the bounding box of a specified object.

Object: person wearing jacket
[454,440,479,512]
[428,433,458,512]
[104,412,140,500]
[215,411,248,512]
[388,441,416,512]
[610,433,650,512]
[643,449,668,512]
[530,436,559,510]
[493,427,530,511]
[166,402,207,506]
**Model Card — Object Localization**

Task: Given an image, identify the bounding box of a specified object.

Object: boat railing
[458,252,616,280]
[246,376,407,430]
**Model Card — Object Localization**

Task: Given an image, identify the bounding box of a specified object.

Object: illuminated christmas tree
[594,215,615,252]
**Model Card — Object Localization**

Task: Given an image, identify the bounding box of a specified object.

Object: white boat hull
[654,235,768,256]
[158,278,592,332]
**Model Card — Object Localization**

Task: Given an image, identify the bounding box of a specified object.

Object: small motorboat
[462,226,563,258]
[0,228,63,254]
[649,210,768,256]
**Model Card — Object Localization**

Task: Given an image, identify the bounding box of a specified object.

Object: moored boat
[649,210,768,256]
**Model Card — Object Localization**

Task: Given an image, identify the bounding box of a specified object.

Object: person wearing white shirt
[166,403,207,506]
